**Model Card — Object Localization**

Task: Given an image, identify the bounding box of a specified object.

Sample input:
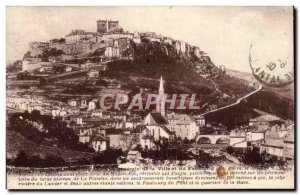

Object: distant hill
[226,68,293,100]
[225,68,258,84]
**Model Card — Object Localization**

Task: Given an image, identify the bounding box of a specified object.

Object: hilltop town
[6,19,294,169]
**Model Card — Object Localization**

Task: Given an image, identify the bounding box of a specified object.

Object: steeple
[159,75,164,93]
[156,76,165,116]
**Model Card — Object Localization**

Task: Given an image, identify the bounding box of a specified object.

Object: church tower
[156,76,166,116]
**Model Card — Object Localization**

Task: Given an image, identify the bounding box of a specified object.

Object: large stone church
[141,76,200,149]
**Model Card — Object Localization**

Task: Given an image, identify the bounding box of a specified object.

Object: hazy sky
[6,7,293,72]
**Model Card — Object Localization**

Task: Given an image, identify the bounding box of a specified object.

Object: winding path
[200,84,262,116]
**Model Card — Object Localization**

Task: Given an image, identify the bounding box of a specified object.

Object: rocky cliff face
[63,42,108,55]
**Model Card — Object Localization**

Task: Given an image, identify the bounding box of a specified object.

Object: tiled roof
[144,113,168,125]
[250,114,283,122]
[252,108,270,116]
[151,113,168,125]
[176,115,194,125]
[92,135,107,142]
[160,125,174,135]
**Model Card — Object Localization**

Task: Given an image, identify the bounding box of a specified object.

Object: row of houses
[68,110,203,153]
[7,95,83,117]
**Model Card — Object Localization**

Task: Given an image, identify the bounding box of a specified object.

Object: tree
[31,110,41,121]
[121,48,134,60]
[120,133,140,151]
[226,146,234,154]
[93,149,123,164]
[244,147,263,165]
[183,137,190,144]
[14,151,29,167]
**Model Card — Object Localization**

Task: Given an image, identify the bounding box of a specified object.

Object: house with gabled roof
[143,112,168,126]
[172,114,198,140]
[249,114,284,130]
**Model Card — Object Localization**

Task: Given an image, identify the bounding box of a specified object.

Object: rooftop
[250,114,283,123]
[92,135,107,142]
[160,125,174,135]
[144,112,168,125]
[176,115,194,125]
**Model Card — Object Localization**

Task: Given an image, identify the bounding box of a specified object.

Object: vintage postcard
[6,7,294,190]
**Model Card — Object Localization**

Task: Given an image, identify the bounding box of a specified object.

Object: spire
[156,76,165,116]
[159,75,164,92]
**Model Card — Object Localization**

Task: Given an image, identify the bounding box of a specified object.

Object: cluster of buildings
[7,76,204,153]
[7,72,294,163]
[64,20,204,58]
[229,114,294,160]
[65,77,206,152]
[21,19,205,73]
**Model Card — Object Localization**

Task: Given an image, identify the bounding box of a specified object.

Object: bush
[93,149,124,164]
[13,151,66,167]
[226,146,234,154]
[244,147,263,165]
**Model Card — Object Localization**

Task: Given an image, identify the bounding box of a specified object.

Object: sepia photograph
[5,6,294,190]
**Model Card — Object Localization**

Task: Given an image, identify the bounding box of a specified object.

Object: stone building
[104,46,120,58]
[92,136,108,152]
[65,30,95,44]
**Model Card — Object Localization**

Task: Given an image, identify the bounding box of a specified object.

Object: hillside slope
[13,34,256,112]
[7,130,94,161]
